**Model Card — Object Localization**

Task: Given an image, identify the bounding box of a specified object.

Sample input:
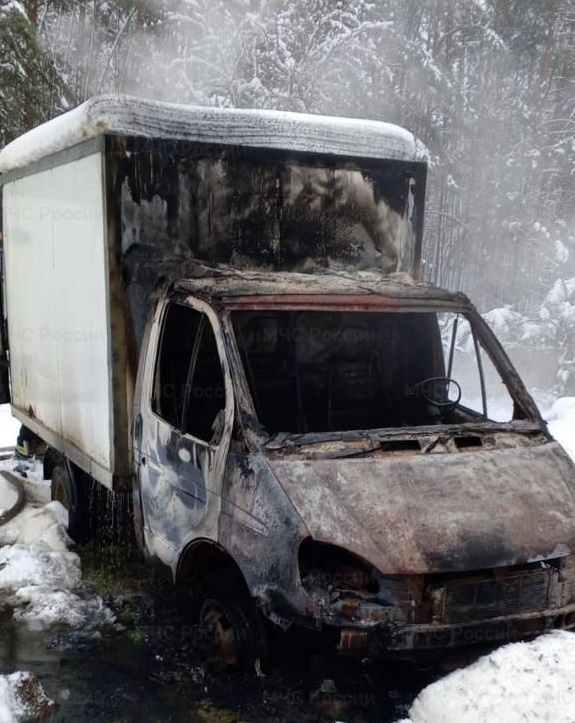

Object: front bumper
[335,602,575,657]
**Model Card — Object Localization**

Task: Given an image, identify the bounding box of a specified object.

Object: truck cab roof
[173,268,469,309]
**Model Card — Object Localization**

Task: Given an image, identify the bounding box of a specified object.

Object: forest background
[2,0,575,389]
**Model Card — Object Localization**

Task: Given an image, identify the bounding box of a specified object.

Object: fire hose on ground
[0,470,26,525]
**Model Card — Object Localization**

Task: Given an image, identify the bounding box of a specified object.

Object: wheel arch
[44,448,88,487]
[175,538,251,595]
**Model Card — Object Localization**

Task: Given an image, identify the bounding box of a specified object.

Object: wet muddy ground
[0,541,440,722]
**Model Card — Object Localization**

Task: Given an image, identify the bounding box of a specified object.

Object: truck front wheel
[199,593,268,674]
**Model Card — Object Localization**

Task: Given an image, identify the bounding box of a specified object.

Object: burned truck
[1,95,575,669]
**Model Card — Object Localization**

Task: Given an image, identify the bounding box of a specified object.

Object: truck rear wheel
[50,457,133,545]
[50,463,91,543]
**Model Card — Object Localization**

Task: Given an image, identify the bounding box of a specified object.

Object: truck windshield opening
[232,310,516,435]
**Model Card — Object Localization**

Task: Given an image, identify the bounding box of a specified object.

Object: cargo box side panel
[3,152,113,473]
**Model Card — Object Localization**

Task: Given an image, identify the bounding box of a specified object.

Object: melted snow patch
[0,465,115,632]
[0,544,81,593]
[13,587,114,631]
[399,631,575,723]
[0,544,113,631]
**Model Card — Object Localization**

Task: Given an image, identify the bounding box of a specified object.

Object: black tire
[50,463,91,543]
[198,593,268,674]
[50,461,133,546]
[43,447,62,485]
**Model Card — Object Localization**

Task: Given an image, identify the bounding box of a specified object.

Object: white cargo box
[0,96,428,489]
[2,150,126,486]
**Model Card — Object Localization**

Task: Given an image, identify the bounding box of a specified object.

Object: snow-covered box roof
[0,94,427,173]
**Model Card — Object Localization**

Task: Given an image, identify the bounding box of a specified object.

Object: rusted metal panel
[369,602,575,653]
[222,294,459,311]
[173,270,465,303]
[264,426,546,457]
[269,443,575,575]
[218,451,309,613]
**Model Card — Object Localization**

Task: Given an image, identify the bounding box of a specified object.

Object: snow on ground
[0,671,56,722]
[543,396,575,460]
[0,463,115,632]
[0,435,115,721]
[0,672,36,723]
[0,406,19,449]
[0,541,114,632]
[0,473,19,519]
[393,631,575,723]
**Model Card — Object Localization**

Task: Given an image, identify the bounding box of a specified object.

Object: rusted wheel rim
[200,600,240,671]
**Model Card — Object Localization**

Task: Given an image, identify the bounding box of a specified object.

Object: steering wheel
[415,376,462,413]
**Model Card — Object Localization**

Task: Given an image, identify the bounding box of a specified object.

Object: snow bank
[0,1,26,20]
[13,585,114,631]
[0,671,56,722]
[0,458,111,718]
[0,94,427,173]
[483,306,525,343]
[0,405,19,449]
[544,396,575,461]
[0,543,80,592]
[398,631,575,723]
[0,475,20,518]
[0,537,114,632]
[0,498,70,550]
[0,673,28,723]
[0,465,115,633]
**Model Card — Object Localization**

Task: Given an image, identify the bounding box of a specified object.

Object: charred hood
[269,441,575,575]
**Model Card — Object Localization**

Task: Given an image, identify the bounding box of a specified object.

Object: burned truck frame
[1,96,575,668]
[137,270,575,660]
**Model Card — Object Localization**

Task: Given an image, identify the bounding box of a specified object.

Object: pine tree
[0,0,64,144]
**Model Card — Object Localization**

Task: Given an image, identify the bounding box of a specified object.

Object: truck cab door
[133,298,234,567]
